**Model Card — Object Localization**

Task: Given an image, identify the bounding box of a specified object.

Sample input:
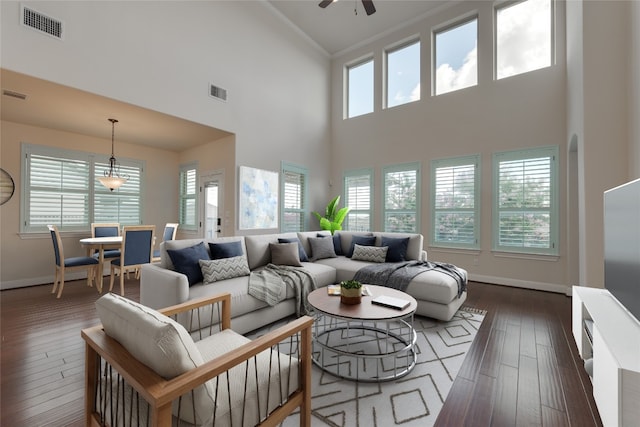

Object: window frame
[430,155,481,249]
[20,143,144,233]
[343,168,374,232]
[178,163,198,232]
[433,15,479,96]
[345,56,375,119]
[494,0,554,81]
[280,162,309,233]
[384,37,421,109]
[492,145,559,255]
[382,162,421,233]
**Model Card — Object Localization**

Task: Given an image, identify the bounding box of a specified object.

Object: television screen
[604,178,640,322]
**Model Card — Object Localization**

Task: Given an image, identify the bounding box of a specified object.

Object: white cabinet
[572,286,640,427]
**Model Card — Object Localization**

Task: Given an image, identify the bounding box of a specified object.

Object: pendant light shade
[99,118,128,191]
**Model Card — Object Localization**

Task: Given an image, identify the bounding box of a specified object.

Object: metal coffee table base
[311,314,417,382]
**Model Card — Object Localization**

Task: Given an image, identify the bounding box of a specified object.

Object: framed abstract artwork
[238,166,279,230]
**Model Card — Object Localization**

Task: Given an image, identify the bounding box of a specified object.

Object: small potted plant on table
[340,280,362,305]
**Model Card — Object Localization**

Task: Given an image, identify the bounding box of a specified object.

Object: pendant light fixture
[99,118,128,191]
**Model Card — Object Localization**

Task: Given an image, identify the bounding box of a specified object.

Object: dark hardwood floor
[1,279,602,426]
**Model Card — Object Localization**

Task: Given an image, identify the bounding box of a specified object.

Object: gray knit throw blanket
[248,264,317,316]
[353,260,467,298]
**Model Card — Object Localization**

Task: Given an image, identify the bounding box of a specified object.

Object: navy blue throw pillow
[167,242,210,286]
[347,235,376,258]
[209,241,243,260]
[278,238,309,262]
[333,234,343,256]
[381,236,410,262]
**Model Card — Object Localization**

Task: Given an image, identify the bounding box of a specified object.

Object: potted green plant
[340,280,362,305]
[312,195,350,235]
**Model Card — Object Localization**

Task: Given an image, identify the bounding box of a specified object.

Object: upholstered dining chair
[90,222,121,259]
[109,225,155,296]
[47,224,99,298]
[152,222,179,262]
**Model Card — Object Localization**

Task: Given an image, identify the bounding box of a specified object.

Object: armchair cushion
[167,242,209,286]
[94,293,215,425]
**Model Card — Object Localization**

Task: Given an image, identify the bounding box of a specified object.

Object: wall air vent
[3,90,28,100]
[21,5,64,40]
[209,83,228,102]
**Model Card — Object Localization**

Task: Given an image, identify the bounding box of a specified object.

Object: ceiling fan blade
[362,0,376,15]
[319,0,333,8]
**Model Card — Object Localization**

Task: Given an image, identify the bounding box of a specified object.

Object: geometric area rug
[248,306,486,427]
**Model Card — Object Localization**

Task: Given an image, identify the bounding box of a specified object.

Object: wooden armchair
[82,292,313,426]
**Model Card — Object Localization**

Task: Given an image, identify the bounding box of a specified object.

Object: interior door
[201,172,224,239]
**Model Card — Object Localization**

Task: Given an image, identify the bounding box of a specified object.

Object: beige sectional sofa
[140,230,467,334]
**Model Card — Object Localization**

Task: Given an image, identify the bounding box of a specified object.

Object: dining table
[79,236,123,293]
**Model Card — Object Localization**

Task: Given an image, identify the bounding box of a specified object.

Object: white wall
[566,0,632,289]
[0,1,331,287]
[330,1,571,292]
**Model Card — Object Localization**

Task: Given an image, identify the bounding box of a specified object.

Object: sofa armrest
[140,263,190,310]
[421,249,428,261]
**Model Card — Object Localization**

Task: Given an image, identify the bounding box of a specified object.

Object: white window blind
[26,153,90,230]
[493,146,558,254]
[383,163,419,233]
[179,165,197,230]
[344,170,372,232]
[22,144,143,233]
[281,163,308,232]
[432,156,479,248]
[94,161,142,225]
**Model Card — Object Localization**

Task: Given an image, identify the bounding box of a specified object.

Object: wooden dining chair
[47,225,99,298]
[109,225,155,296]
[90,223,121,259]
[152,222,179,262]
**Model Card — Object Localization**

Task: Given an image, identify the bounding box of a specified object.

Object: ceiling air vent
[21,5,64,40]
[209,83,227,102]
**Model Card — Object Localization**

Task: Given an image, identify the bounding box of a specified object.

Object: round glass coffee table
[307,284,417,382]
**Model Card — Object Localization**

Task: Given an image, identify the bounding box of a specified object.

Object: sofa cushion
[308,236,337,260]
[94,293,214,425]
[199,255,250,283]
[381,236,410,262]
[346,235,376,258]
[167,242,210,286]
[352,244,388,263]
[278,237,309,262]
[269,242,302,266]
[209,241,243,259]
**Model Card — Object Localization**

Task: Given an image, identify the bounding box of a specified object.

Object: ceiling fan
[319,0,376,16]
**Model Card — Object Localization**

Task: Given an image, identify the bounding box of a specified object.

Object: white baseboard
[469,274,571,295]
[1,269,111,291]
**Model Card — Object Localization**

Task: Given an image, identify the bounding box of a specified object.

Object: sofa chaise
[140,231,467,335]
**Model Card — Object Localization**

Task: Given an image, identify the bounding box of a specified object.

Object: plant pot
[340,287,362,305]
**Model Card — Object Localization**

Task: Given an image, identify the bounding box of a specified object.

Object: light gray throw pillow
[309,236,337,261]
